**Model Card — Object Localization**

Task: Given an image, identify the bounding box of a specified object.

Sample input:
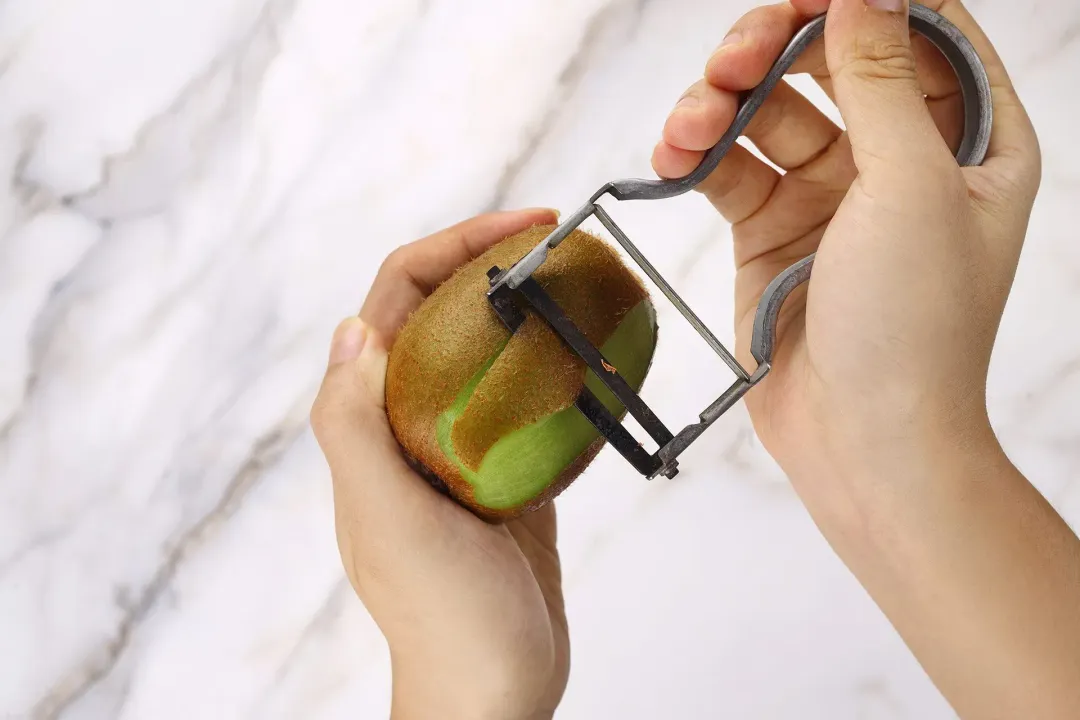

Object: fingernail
[707,32,743,67]
[675,94,700,110]
[329,318,367,365]
[865,0,904,11]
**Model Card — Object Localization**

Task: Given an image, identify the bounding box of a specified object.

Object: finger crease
[785,134,841,174]
[926,86,963,103]
[736,216,832,271]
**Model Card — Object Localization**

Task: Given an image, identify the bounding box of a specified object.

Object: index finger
[360,208,559,342]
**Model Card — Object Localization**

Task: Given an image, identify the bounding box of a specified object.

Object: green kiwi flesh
[385,224,659,522]
[435,299,656,510]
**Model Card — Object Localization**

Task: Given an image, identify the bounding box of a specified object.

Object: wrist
[390,655,554,720]
[391,688,553,720]
[793,411,1080,719]
[793,405,1006,561]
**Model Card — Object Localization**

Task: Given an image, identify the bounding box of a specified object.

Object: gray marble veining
[1,1,1077,718]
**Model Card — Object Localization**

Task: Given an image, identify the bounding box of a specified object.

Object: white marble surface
[1,0,1078,718]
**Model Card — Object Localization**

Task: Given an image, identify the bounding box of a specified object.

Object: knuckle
[839,36,918,82]
[701,163,742,204]
[927,175,969,218]
[916,154,966,189]
[1027,150,1043,192]
[335,522,385,594]
[910,158,967,200]
[737,4,772,30]
[1018,126,1044,192]
[746,2,791,28]
[862,157,967,209]
[381,245,411,275]
[939,166,971,204]
[380,244,426,288]
[970,162,1035,210]
[715,3,789,54]
[309,370,352,439]
[750,87,788,141]
[680,79,705,100]
[311,364,384,449]
[309,392,336,441]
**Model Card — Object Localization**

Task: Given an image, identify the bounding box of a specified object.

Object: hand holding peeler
[485,5,994,481]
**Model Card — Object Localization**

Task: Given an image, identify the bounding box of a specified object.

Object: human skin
[312,208,570,720]
[309,0,1080,718]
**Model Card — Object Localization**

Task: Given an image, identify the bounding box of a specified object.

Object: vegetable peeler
[485,5,994,481]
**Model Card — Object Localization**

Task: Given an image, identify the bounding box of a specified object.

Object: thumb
[311,317,454,591]
[825,0,949,172]
[310,317,434,518]
[311,317,394,474]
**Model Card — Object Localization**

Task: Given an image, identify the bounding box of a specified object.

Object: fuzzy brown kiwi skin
[388,311,660,524]
[384,224,657,524]
[385,312,659,524]
[385,303,660,524]
[485,301,661,522]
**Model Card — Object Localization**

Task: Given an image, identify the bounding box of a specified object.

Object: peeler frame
[485,5,993,481]
[485,198,770,480]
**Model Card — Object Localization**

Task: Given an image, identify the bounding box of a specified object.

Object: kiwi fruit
[385,223,659,522]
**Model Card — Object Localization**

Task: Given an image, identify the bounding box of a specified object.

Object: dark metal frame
[485,200,770,480]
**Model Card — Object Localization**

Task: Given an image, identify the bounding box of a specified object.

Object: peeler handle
[594,3,993,370]
[597,4,992,204]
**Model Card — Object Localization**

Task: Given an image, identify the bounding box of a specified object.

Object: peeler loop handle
[597,4,994,370]
[602,5,991,204]
[604,13,826,203]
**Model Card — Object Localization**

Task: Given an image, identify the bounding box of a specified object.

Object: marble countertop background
[1,0,1077,718]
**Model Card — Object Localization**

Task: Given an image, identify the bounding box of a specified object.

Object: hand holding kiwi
[312,210,582,713]
[386,223,659,522]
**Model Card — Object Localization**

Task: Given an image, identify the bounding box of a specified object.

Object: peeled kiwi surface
[385,224,658,522]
